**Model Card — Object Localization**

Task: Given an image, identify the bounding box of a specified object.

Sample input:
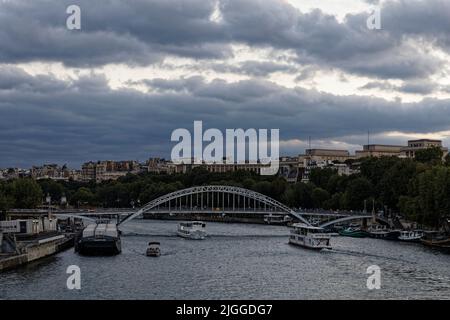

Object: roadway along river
[1,220,450,299]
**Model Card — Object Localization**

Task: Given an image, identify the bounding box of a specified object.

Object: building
[278,156,300,183]
[81,160,141,182]
[31,164,72,181]
[355,144,404,158]
[401,139,448,158]
[301,149,353,162]
[171,161,267,175]
[81,161,97,181]
[147,158,174,174]
[0,168,30,180]
[297,149,356,182]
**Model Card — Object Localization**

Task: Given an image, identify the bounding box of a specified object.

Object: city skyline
[2,0,450,167]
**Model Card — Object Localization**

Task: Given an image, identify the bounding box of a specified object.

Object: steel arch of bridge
[319,215,390,229]
[118,185,310,226]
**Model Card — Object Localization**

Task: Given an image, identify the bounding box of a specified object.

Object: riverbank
[0,234,75,272]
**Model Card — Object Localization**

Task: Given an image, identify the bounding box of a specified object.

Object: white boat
[177,221,207,240]
[289,223,332,250]
[263,214,292,225]
[146,242,161,257]
[398,230,423,242]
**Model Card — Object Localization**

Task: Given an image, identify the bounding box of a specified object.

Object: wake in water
[324,247,413,263]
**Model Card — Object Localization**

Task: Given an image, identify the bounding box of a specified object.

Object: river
[1,220,450,300]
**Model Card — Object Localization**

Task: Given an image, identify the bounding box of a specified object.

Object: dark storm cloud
[2,68,450,167]
[0,0,230,67]
[0,0,449,81]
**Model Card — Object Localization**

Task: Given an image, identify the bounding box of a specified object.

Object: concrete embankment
[0,235,74,272]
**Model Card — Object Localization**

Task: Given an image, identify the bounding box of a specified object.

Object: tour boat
[289,223,332,250]
[339,226,369,238]
[177,221,207,240]
[146,242,161,257]
[398,230,424,242]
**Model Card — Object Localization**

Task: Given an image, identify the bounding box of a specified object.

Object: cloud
[2,67,450,167]
[0,0,448,81]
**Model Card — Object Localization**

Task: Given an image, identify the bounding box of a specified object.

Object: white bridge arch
[118,185,311,226]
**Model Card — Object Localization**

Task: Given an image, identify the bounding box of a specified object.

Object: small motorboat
[146,242,161,257]
[339,224,369,238]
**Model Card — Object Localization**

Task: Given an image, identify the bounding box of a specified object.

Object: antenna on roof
[308,136,311,150]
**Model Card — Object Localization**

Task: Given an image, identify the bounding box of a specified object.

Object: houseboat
[75,223,121,255]
[177,221,207,240]
[421,232,450,252]
[289,223,332,250]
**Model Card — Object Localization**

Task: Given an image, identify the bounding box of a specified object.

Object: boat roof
[148,242,160,245]
[291,223,324,230]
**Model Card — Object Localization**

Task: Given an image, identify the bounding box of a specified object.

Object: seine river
[1,220,450,300]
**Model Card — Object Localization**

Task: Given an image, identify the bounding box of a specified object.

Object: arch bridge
[118,185,311,226]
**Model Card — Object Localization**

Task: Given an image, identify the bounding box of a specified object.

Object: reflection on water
[1,220,450,300]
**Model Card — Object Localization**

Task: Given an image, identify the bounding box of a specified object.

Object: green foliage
[70,187,96,207]
[415,146,443,164]
[342,177,374,210]
[10,178,43,208]
[311,187,330,208]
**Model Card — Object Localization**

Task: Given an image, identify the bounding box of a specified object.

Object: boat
[177,221,207,240]
[75,223,121,255]
[288,223,332,250]
[368,225,400,240]
[421,232,450,252]
[146,242,161,257]
[398,230,424,242]
[263,214,292,225]
[339,225,369,238]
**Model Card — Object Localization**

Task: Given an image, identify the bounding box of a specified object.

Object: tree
[342,177,374,210]
[11,178,43,208]
[70,187,95,207]
[38,179,65,202]
[309,168,337,190]
[415,146,443,164]
[312,187,330,208]
[283,182,314,209]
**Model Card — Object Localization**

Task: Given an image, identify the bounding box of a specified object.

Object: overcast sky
[1,0,450,168]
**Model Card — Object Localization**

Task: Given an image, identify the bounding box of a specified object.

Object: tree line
[1,147,449,228]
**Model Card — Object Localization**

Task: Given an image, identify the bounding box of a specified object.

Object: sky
[1,0,450,168]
